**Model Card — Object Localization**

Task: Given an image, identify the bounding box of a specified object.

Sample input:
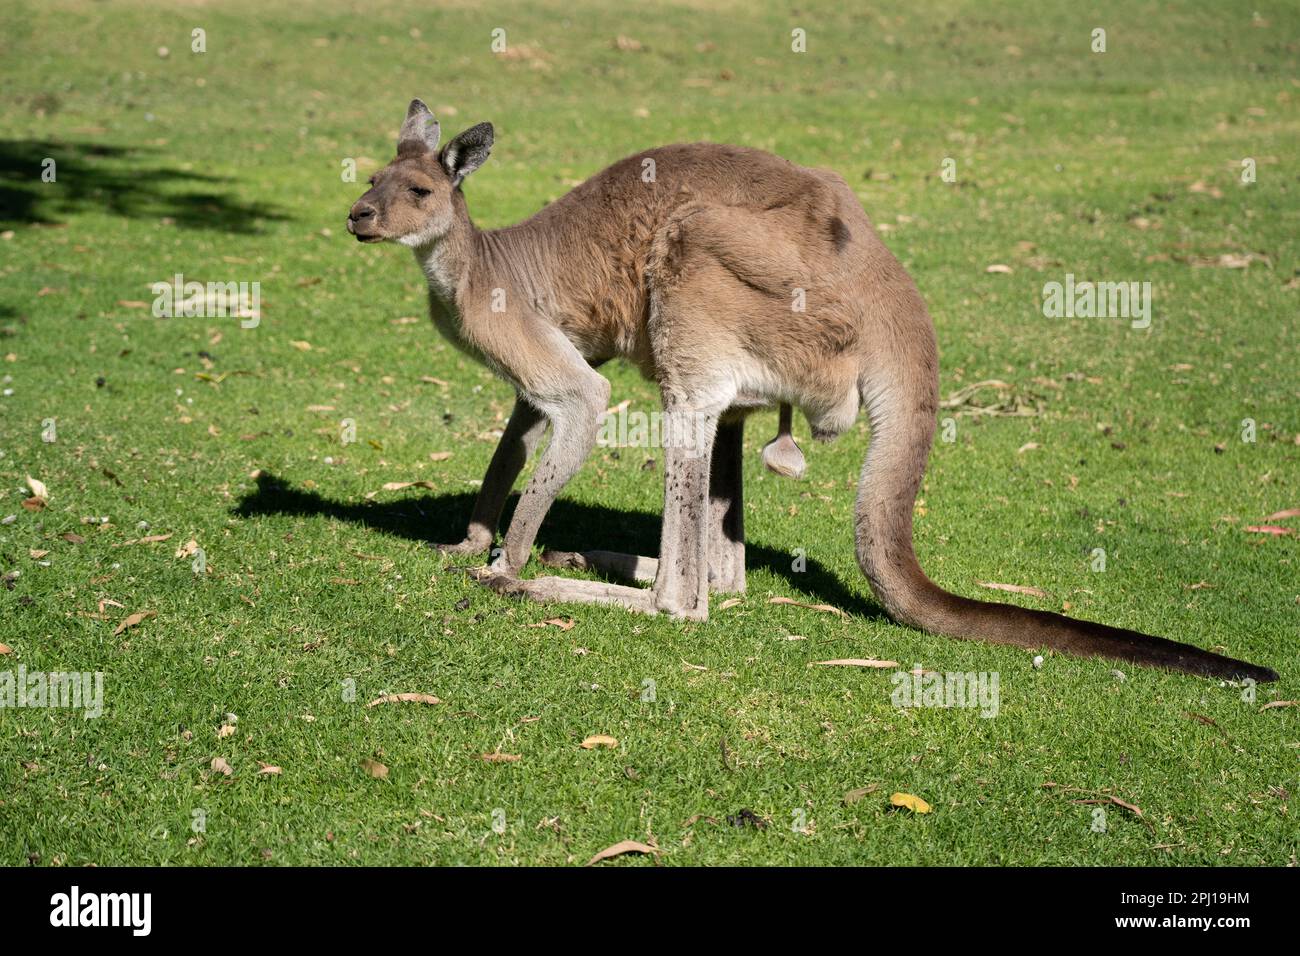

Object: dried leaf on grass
[113,610,156,636]
[814,659,900,669]
[890,792,932,813]
[976,581,1050,599]
[586,840,659,866]
[843,784,879,805]
[527,617,575,630]
[939,380,1044,419]
[768,596,847,617]
[367,693,442,707]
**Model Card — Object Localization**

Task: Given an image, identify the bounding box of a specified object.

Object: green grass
[0,0,1296,866]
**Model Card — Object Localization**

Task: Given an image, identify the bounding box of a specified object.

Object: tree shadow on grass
[0,139,289,233]
[232,471,891,624]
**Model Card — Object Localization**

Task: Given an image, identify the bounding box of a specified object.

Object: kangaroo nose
[349,202,376,222]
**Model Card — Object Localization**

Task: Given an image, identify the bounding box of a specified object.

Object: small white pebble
[323,456,334,465]
[1,514,15,525]
[111,562,121,569]
[176,388,183,396]
[2,389,13,397]
[1032,655,1044,669]
[1111,670,1126,681]
[137,520,150,530]
[157,46,169,58]
[100,516,110,524]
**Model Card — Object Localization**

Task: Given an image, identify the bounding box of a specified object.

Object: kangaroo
[346,99,1277,683]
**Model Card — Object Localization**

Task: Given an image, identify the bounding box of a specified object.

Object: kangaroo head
[347,99,493,247]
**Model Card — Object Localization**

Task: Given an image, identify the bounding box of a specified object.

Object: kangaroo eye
[409,186,431,198]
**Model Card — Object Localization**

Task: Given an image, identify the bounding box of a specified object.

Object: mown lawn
[0,0,1296,865]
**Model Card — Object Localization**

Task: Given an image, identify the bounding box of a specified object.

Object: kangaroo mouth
[346,218,384,243]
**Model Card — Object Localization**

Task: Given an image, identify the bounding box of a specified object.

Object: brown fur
[346,100,1277,683]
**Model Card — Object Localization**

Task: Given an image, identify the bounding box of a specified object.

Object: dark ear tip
[407,98,429,115]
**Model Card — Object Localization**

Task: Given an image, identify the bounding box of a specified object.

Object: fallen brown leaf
[210,757,233,777]
[1259,700,1297,712]
[527,617,575,631]
[113,609,156,636]
[814,659,900,669]
[1070,794,1149,829]
[360,758,389,779]
[477,752,521,763]
[843,784,880,805]
[768,596,848,617]
[366,693,442,707]
[256,762,283,775]
[586,839,659,866]
[976,581,1050,598]
[581,734,619,749]
[1244,525,1293,536]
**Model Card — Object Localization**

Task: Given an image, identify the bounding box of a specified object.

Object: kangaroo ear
[440,122,494,188]
[397,98,441,154]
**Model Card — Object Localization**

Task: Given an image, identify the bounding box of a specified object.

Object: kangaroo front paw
[539,550,590,570]
[460,565,528,597]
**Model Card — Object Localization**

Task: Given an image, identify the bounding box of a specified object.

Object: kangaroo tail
[854,354,1278,683]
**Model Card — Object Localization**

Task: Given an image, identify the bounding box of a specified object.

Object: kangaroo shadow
[232,471,891,624]
[0,139,289,233]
